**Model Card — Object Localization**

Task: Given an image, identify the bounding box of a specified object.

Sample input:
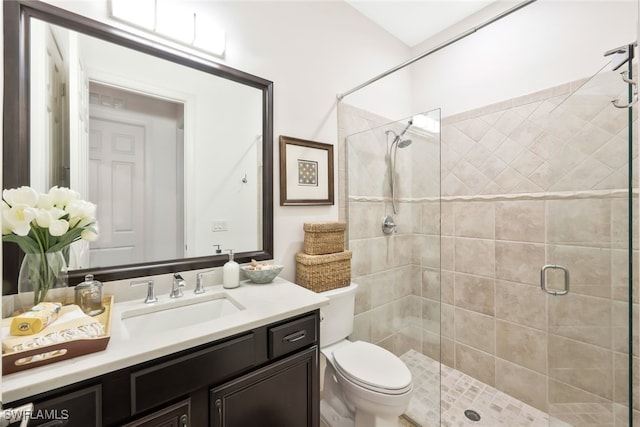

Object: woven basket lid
[303,221,346,232]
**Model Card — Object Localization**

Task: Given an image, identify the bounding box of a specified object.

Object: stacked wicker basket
[295,222,352,293]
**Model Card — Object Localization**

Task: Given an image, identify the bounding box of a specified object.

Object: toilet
[319,283,413,427]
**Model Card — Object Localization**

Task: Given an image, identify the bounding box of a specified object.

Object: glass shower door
[542,55,636,427]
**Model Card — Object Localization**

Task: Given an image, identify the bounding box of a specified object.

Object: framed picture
[279,135,334,206]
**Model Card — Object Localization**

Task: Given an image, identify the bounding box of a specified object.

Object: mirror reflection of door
[31,18,70,190]
[87,83,185,267]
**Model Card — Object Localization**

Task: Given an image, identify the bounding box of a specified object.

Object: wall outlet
[212,220,228,232]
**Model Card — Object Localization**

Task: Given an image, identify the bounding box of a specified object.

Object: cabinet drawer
[131,333,255,414]
[31,384,101,427]
[268,313,317,359]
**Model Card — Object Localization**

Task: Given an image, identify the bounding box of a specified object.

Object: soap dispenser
[223,250,240,289]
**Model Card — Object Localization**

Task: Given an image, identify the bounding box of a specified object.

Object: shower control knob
[382,215,397,235]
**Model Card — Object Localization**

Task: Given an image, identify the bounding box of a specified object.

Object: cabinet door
[122,399,190,427]
[210,346,319,427]
[28,384,101,427]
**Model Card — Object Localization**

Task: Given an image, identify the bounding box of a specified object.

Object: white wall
[408,0,639,117]
[37,0,413,281]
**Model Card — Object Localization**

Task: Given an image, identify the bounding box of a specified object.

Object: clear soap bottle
[223,250,240,289]
[75,274,105,316]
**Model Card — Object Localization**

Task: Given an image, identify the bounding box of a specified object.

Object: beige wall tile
[395,295,421,330]
[495,241,545,285]
[547,198,611,247]
[393,265,414,299]
[496,320,547,374]
[495,200,545,243]
[454,307,495,354]
[441,337,455,367]
[421,329,441,362]
[548,378,610,406]
[441,270,454,305]
[454,273,495,316]
[440,236,454,271]
[349,238,372,277]
[441,202,454,236]
[353,275,372,315]
[548,334,614,400]
[495,280,546,331]
[441,303,454,339]
[454,201,495,239]
[351,311,371,343]
[420,201,441,235]
[349,201,385,239]
[422,267,440,300]
[455,343,495,387]
[547,244,611,298]
[370,270,395,307]
[548,293,612,348]
[495,358,547,412]
[394,325,423,357]
[370,303,394,343]
[455,237,495,277]
[371,237,396,273]
[423,298,441,335]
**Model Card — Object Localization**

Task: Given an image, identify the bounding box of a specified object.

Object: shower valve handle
[382,215,397,235]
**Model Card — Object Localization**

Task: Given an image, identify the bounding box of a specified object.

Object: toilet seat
[332,341,412,395]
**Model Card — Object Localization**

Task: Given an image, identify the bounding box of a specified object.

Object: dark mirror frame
[3,0,274,292]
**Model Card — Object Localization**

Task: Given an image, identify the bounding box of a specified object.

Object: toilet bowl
[319,284,413,427]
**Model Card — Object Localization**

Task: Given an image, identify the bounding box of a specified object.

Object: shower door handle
[540,264,569,296]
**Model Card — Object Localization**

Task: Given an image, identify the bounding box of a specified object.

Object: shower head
[386,119,414,148]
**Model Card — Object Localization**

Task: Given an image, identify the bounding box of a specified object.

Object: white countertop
[3,278,328,403]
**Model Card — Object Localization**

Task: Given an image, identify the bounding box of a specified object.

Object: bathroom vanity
[3,279,327,427]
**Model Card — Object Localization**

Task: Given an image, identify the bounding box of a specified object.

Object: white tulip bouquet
[2,186,99,305]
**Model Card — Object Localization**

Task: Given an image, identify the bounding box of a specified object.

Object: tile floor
[321,349,621,427]
[400,349,618,427]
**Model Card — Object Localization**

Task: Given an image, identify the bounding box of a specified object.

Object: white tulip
[49,219,70,236]
[3,186,39,208]
[3,205,37,236]
[35,209,53,228]
[66,199,96,221]
[48,186,79,208]
[81,223,99,241]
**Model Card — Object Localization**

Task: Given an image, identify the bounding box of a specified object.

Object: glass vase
[17,251,69,312]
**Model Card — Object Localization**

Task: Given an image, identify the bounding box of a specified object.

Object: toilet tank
[319,283,358,346]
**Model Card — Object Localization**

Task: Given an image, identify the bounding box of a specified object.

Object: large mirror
[3,0,274,292]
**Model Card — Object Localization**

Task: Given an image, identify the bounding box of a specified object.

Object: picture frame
[279,135,334,206]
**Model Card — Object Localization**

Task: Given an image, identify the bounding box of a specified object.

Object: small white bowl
[241,265,284,284]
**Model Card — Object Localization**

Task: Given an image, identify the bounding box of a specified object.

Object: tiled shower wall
[338,67,639,422]
[338,103,440,361]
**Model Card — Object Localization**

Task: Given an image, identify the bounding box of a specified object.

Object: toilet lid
[332,341,412,394]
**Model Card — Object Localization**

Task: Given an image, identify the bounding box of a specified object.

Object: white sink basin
[120,293,243,338]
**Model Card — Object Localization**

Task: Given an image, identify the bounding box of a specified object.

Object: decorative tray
[2,295,113,375]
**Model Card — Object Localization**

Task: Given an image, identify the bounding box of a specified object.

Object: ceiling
[345,0,497,47]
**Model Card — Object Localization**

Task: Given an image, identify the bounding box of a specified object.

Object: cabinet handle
[283,330,306,343]
[179,413,188,427]
[215,398,222,427]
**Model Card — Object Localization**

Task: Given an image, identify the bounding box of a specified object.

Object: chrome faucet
[131,279,157,304]
[195,268,216,294]
[170,273,186,298]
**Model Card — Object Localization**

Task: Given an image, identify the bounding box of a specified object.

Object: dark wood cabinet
[26,384,101,427]
[7,310,319,427]
[211,347,318,427]
[123,399,190,427]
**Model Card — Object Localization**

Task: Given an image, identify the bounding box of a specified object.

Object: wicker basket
[295,250,352,293]
[303,222,346,255]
